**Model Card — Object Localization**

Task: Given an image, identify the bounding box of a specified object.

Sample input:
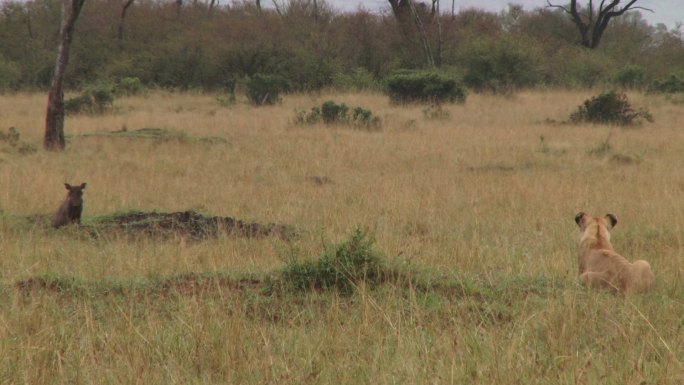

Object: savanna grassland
[1,90,684,384]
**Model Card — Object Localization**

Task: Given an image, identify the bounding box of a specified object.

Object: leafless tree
[546,0,652,48]
[118,0,134,43]
[408,0,434,67]
[207,0,218,14]
[388,0,441,67]
[271,0,282,15]
[44,0,86,151]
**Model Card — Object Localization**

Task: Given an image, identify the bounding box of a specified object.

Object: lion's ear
[574,212,586,227]
[606,214,618,229]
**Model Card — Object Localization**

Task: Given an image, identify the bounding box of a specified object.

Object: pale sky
[322,0,683,29]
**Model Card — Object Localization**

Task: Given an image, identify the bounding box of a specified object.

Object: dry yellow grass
[1,90,684,384]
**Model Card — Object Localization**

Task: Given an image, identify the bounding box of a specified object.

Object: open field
[1,90,684,384]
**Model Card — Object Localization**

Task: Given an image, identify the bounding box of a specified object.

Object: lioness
[574,212,654,294]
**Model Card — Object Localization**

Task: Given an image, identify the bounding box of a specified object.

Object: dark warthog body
[52,183,86,228]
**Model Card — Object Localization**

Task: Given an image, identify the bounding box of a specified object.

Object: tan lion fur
[574,212,654,294]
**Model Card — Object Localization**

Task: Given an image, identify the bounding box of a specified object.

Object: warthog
[52,182,86,228]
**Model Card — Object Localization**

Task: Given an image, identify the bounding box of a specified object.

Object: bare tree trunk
[408,0,434,67]
[207,0,217,15]
[255,0,261,12]
[26,9,34,39]
[313,0,318,24]
[44,0,86,151]
[271,0,282,16]
[118,0,134,44]
[435,0,443,66]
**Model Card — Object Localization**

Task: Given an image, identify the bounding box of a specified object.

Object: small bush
[65,83,115,115]
[422,105,451,120]
[0,127,37,155]
[64,94,94,114]
[0,126,20,146]
[385,70,466,104]
[246,74,285,106]
[295,100,380,129]
[88,84,115,112]
[321,100,349,124]
[279,229,387,294]
[295,107,321,124]
[568,90,653,126]
[331,67,380,91]
[351,107,376,127]
[116,77,144,96]
[647,74,684,94]
[217,78,237,106]
[612,65,648,89]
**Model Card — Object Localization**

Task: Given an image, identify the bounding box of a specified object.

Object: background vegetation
[0,0,683,93]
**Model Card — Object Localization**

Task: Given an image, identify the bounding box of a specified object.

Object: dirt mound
[103,210,295,240]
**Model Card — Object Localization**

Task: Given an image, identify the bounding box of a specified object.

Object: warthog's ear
[606,214,618,229]
[64,183,72,190]
[79,183,87,190]
[574,212,586,227]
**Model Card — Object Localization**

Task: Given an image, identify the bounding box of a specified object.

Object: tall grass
[1,90,683,384]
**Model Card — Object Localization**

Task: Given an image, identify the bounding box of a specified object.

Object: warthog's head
[64,182,86,207]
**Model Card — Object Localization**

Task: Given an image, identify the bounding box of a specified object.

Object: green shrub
[65,84,115,115]
[295,107,321,124]
[460,36,542,91]
[116,77,144,96]
[647,74,684,94]
[64,95,94,114]
[351,106,376,126]
[246,74,285,106]
[545,46,612,88]
[0,56,20,91]
[87,84,115,112]
[612,65,648,89]
[279,229,387,294]
[295,100,381,129]
[331,67,380,91]
[321,100,349,124]
[385,70,466,104]
[569,90,653,125]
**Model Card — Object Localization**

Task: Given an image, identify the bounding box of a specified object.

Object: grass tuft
[271,228,390,294]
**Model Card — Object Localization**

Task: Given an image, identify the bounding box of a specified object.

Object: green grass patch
[75,127,228,144]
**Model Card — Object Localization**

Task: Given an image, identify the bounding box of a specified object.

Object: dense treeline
[0,0,682,92]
